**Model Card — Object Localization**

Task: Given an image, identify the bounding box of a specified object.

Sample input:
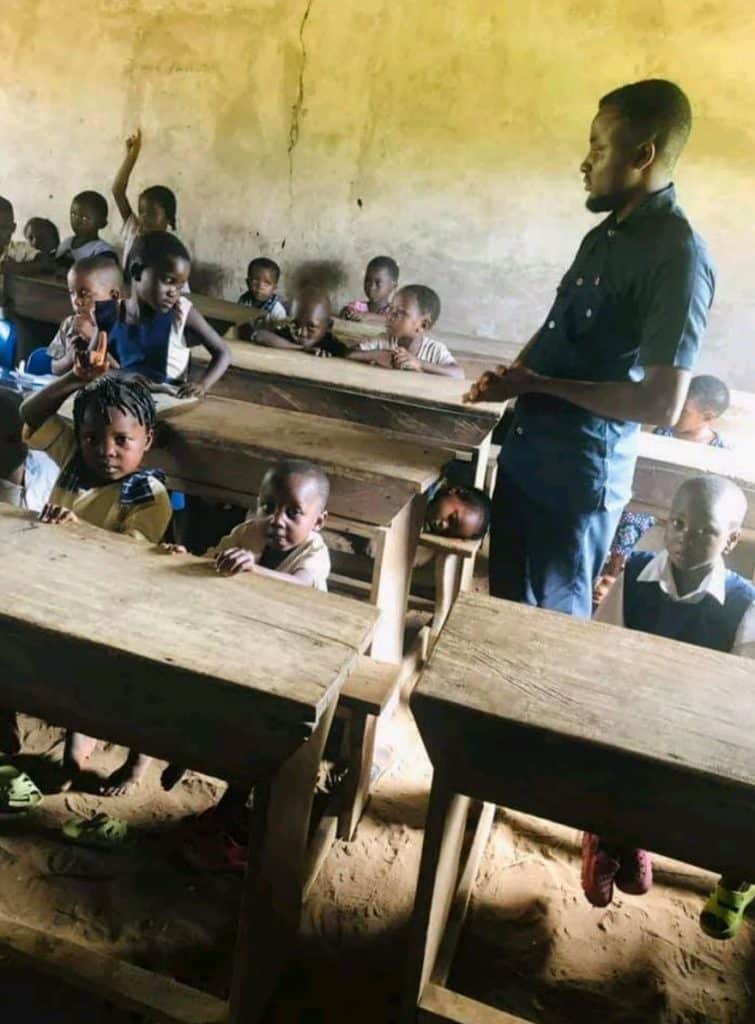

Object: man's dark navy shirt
[502,185,715,513]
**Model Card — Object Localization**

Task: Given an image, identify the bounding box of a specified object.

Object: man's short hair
[73,191,109,225]
[366,255,399,282]
[599,79,692,170]
[399,284,441,327]
[687,375,730,418]
[247,257,281,283]
[263,458,330,508]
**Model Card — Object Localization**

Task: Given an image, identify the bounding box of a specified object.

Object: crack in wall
[287,0,315,206]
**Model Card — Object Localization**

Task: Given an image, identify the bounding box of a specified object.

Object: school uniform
[209,516,331,591]
[490,185,715,617]
[23,415,171,542]
[55,236,118,262]
[108,294,192,384]
[596,549,755,657]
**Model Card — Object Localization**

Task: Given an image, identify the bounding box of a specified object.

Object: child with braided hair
[19,343,172,793]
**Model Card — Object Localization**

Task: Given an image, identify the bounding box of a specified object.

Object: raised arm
[181,305,230,396]
[112,130,142,224]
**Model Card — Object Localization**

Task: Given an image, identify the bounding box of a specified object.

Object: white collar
[637,549,726,605]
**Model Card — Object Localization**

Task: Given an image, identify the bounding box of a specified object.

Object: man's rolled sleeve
[638,237,715,371]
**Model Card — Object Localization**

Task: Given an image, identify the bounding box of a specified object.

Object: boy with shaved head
[48,255,125,375]
[584,476,755,937]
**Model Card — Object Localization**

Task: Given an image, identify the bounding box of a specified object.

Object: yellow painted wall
[1,0,754,384]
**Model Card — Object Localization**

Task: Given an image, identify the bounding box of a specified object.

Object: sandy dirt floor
[0,694,753,1023]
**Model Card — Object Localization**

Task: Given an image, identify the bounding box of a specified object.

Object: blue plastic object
[0,318,17,371]
[25,347,53,375]
[169,490,186,512]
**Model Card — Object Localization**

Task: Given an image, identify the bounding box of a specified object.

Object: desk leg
[369,494,426,663]
[431,551,463,645]
[400,775,471,1024]
[460,435,492,592]
[228,696,338,1024]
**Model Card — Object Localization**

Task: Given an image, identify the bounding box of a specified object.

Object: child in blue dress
[108,231,229,396]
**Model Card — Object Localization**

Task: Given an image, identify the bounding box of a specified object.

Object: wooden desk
[401,592,755,1024]
[147,397,450,662]
[192,341,504,459]
[0,506,378,1023]
[634,431,755,529]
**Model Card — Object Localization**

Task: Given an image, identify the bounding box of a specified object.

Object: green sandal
[700,881,755,940]
[62,813,131,850]
[0,765,42,812]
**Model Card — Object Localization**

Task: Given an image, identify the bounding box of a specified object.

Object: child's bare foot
[161,763,186,791]
[101,753,151,797]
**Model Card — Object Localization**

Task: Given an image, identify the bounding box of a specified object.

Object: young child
[112,130,179,278]
[24,217,60,258]
[56,191,117,266]
[238,257,286,321]
[0,387,58,511]
[23,217,60,258]
[347,285,463,379]
[340,255,399,322]
[425,484,492,541]
[585,476,755,936]
[593,375,733,608]
[0,196,46,269]
[47,255,124,376]
[20,353,172,795]
[250,288,345,356]
[108,231,229,395]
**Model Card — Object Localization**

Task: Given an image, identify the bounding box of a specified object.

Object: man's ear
[314,508,328,532]
[634,139,656,172]
[724,527,742,555]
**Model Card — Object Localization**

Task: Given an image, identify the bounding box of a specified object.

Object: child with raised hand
[20,347,172,795]
[211,458,331,589]
[47,255,124,376]
[238,257,286,321]
[250,287,345,357]
[340,256,399,323]
[23,217,60,259]
[112,130,179,277]
[347,285,463,379]
[109,231,229,396]
[56,191,117,266]
[586,476,755,934]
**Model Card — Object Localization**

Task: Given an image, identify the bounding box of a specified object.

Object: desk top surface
[196,340,504,421]
[0,506,378,720]
[415,591,755,788]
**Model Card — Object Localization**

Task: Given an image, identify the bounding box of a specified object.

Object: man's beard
[585,187,633,214]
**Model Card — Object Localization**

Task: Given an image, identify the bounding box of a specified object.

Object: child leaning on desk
[16,347,173,796]
[586,475,755,940]
[245,287,346,357]
[345,284,464,379]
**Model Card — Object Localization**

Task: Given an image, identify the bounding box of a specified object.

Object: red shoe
[615,847,653,895]
[581,832,620,907]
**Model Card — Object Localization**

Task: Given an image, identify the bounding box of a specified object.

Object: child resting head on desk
[238,256,287,321]
[56,191,117,267]
[586,475,755,938]
[47,255,125,376]
[0,387,58,511]
[345,285,463,379]
[425,483,492,541]
[339,254,399,323]
[247,287,346,357]
[18,353,173,795]
[109,230,230,397]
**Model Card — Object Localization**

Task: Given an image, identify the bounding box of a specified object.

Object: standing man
[467,80,715,617]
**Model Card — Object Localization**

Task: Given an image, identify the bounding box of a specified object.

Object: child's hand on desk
[365,350,394,369]
[392,349,421,372]
[39,503,78,526]
[215,547,255,576]
[177,382,206,399]
[73,330,109,381]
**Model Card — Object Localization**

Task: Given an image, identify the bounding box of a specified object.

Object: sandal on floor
[700,881,755,940]
[62,813,131,850]
[0,765,42,812]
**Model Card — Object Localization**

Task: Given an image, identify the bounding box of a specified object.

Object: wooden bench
[400,591,755,1024]
[0,506,378,1024]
